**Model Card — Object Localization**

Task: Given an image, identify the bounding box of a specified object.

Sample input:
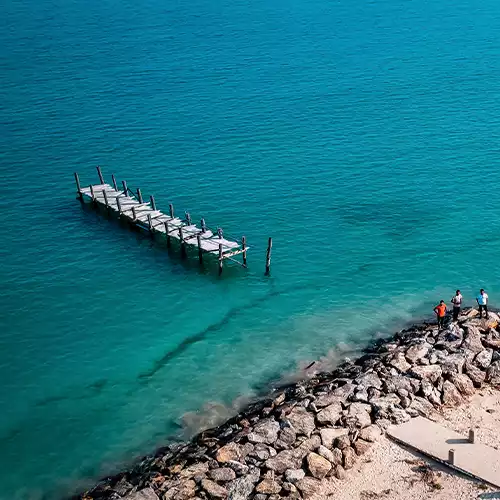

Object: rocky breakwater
[79,308,500,500]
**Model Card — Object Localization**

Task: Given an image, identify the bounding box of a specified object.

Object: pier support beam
[90,185,95,203]
[103,189,109,212]
[137,188,143,204]
[265,237,272,275]
[147,214,153,233]
[122,180,128,196]
[164,221,171,248]
[150,195,156,211]
[116,196,122,214]
[201,218,207,232]
[242,236,247,267]
[197,233,203,265]
[179,226,186,257]
[169,203,174,218]
[97,165,104,184]
[218,243,223,275]
[185,212,192,225]
[112,174,118,191]
[74,172,82,199]
[131,207,137,221]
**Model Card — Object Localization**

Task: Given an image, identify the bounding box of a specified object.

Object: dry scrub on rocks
[78,308,500,500]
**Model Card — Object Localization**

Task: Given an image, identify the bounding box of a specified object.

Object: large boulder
[355,371,383,390]
[405,342,431,364]
[389,352,411,373]
[486,361,500,385]
[410,365,442,383]
[201,479,229,499]
[285,407,316,437]
[442,380,463,406]
[247,419,280,444]
[209,468,236,482]
[462,325,485,354]
[216,443,244,463]
[449,373,475,396]
[265,450,299,474]
[316,402,343,426]
[353,439,371,456]
[345,402,372,428]
[359,424,382,443]
[319,427,348,448]
[296,478,322,499]
[276,426,296,449]
[123,488,159,500]
[440,353,466,375]
[465,361,486,387]
[307,452,332,479]
[284,469,305,484]
[475,349,493,370]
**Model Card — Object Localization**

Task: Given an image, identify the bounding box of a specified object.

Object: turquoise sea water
[2,0,500,497]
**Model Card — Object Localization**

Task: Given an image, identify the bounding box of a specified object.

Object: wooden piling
[122,180,128,195]
[201,218,207,232]
[242,236,247,266]
[169,203,174,218]
[448,449,455,465]
[164,221,171,248]
[218,243,223,275]
[179,226,186,257]
[197,233,203,264]
[103,189,109,210]
[265,237,272,275]
[74,172,82,199]
[112,174,118,191]
[468,429,475,444]
[90,184,95,201]
[217,227,223,239]
[116,196,122,214]
[137,188,143,204]
[150,195,156,211]
[97,165,104,184]
[147,214,153,233]
[185,212,192,225]
[131,206,137,220]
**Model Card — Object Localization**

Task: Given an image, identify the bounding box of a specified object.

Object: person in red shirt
[433,300,447,330]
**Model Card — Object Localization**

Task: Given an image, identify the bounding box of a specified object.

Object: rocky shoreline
[78,307,500,500]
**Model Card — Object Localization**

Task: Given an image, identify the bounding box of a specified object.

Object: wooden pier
[75,167,250,274]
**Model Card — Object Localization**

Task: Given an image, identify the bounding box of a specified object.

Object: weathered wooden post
[103,189,109,211]
[201,218,207,232]
[448,449,455,465]
[112,174,118,191]
[265,237,272,275]
[217,227,223,239]
[164,221,171,248]
[137,188,143,204]
[116,196,122,214]
[131,206,137,221]
[90,184,95,202]
[197,233,203,264]
[150,195,156,211]
[97,165,104,184]
[169,203,174,218]
[147,214,153,234]
[468,429,475,443]
[242,236,247,267]
[122,180,128,196]
[185,212,192,225]
[218,243,223,275]
[179,226,186,257]
[74,172,82,199]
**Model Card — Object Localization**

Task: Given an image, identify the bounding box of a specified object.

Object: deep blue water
[2,0,500,497]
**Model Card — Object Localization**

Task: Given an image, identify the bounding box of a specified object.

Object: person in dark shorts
[451,289,462,321]
[433,300,447,330]
[476,288,489,319]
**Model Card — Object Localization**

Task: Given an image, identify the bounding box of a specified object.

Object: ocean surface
[1,0,500,497]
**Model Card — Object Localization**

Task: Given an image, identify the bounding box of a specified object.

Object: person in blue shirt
[476,288,489,319]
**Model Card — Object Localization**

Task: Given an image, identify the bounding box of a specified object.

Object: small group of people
[433,288,489,329]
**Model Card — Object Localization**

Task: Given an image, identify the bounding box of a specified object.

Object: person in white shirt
[451,289,462,321]
[476,288,489,319]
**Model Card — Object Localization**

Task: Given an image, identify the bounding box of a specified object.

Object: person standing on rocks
[433,300,447,330]
[476,288,489,319]
[451,289,462,321]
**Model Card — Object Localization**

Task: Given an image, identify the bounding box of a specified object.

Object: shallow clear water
[2,0,500,497]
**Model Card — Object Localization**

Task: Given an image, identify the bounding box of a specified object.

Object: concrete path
[387,416,500,488]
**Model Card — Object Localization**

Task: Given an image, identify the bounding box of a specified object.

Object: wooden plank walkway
[387,416,500,488]
[75,168,251,274]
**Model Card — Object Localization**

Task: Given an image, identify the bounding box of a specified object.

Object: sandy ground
[315,387,500,500]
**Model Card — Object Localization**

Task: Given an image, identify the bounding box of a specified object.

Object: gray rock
[265,450,299,474]
[249,443,272,461]
[307,452,332,479]
[410,365,442,383]
[389,408,410,424]
[313,393,345,408]
[427,387,442,406]
[359,424,381,443]
[202,479,228,498]
[462,325,484,354]
[486,360,500,385]
[465,361,486,386]
[355,371,383,390]
[332,383,356,400]
[345,402,372,428]
[316,403,342,426]
[351,389,369,403]
[405,342,431,364]
[319,427,348,448]
[285,407,316,437]
[226,461,249,476]
[441,353,466,375]
[420,378,434,397]
[209,468,236,482]
[247,419,280,444]
[389,352,411,372]
[475,349,493,370]
[409,396,435,416]
[296,477,322,499]
[113,478,134,497]
[253,495,267,500]
[284,468,305,484]
[342,446,357,469]
[335,434,351,450]
[442,380,464,406]
[255,479,281,495]
[180,462,210,478]
[449,373,475,396]
[123,488,159,500]
[317,444,336,464]
[228,474,258,500]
